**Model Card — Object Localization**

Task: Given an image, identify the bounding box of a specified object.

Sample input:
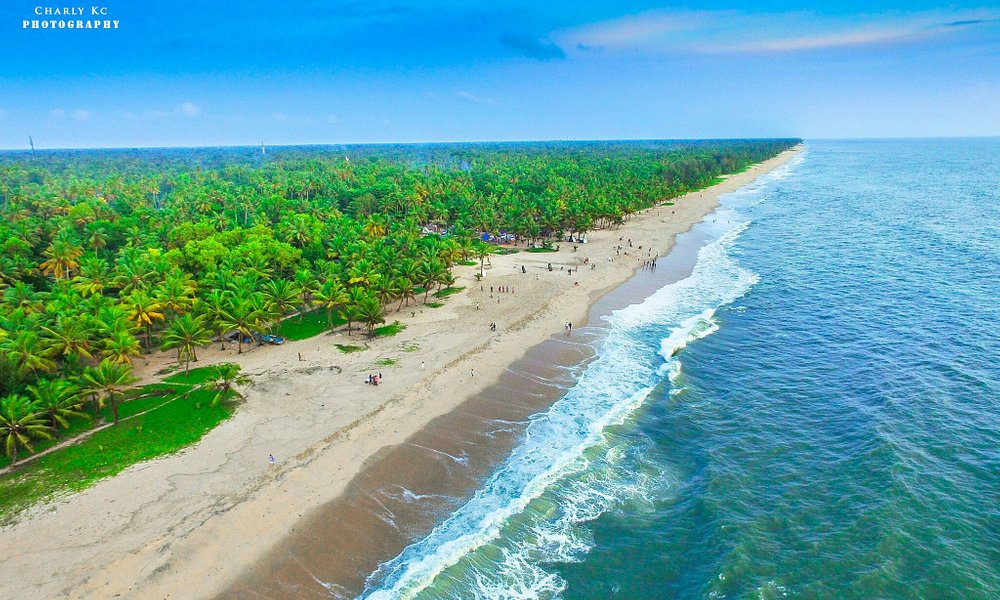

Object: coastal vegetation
[0,139,796,473]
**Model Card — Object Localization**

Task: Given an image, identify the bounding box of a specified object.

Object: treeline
[0,139,796,462]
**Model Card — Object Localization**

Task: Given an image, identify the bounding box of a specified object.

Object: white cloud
[178,102,201,117]
[555,9,1000,55]
[49,108,66,119]
[456,91,497,106]
[71,109,93,121]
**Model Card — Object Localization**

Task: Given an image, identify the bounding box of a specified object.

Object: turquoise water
[361,140,1000,599]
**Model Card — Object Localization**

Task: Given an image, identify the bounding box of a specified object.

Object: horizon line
[1,135,997,153]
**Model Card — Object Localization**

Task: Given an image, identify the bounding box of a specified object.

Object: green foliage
[432,286,464,299]
[372,321,406,338]
[277,309,345,341]
[334,344,366,354]
[375,358,398,367]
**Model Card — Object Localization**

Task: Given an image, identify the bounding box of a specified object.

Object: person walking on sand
[268,454,275,466]
[421,361,425,371]
[471,368,475,378]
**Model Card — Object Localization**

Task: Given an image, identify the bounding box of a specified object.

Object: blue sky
[0,1,997,148]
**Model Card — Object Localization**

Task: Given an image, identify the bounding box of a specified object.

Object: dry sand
[0,146,802,599]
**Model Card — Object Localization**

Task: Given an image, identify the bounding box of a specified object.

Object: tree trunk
[112,395,120,424]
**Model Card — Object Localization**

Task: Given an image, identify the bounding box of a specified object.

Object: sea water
[360,139,1000,599]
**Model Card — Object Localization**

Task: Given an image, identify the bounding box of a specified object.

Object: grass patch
[432,286,464,299]
[375,358,399,367]
[278,309,345,341]
[401,342,420,352]
[525,246,558,253]
[662,201,676,206]
[458,260,477,266]
[335,343,366,353]
[424,302,443,308]
[372,321,406,338]
[163,363,230,387]
[0,386,235,523]
[494,247,519,255]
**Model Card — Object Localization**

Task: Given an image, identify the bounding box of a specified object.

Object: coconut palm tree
[0,393,52,465]
[101,329,142,365]
[391,276,414,311]
[218,297,260,354]
[204,363,251,407]
[26,378,85,429]
[41,316,95,362]
[1,330,57,376]
[293,268,318,319]
[161,314,213,375]
[357,292,385,335]
[39,240,84,280]
[264,279,299,322]
[124,290,165,349]
[81,358,138,424]
[313,279,349,330]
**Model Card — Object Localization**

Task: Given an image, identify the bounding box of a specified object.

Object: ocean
[357,139,1000,599]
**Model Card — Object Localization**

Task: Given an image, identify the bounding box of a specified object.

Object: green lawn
[372,321,407,338]
[525,246,558,253]
[335,343,366,353]
[0,365,239,523]
[432,286,464,299]
[277,309,345,341]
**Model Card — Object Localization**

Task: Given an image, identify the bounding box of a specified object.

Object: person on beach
[421,361,425,371]
[268,454,275,466]
[476,301,480,310]
[471,368,475,378]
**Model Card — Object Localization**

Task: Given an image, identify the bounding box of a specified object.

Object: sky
[0,1,997,148]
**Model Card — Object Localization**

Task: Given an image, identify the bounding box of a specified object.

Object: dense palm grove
[0,139,796,464]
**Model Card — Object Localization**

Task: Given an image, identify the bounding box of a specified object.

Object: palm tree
[204,363,251,406]
[313,279,349,329]
[161,314,213,375]
[2,330,57,376]
[102,329,142,365]
[264,279,299,322]
[392,276,415,311]
[81,358,138,424]
[0,393,52,465]
[201,289,232,349]
[41,316,94,362]
[26,378,85,429]
[219,297,260,354]
[156,272,197,316]
[293,268,318,319]
[39,240,84,280]
[124,290,165,349]
[357,293,385,335]
[73,256,113,297]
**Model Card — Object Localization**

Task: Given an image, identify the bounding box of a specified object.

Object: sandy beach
[0,145,802,600]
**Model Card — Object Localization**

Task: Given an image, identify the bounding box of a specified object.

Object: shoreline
[0,145,803,600]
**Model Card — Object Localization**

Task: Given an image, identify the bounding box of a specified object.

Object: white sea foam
[360,165,789,598]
